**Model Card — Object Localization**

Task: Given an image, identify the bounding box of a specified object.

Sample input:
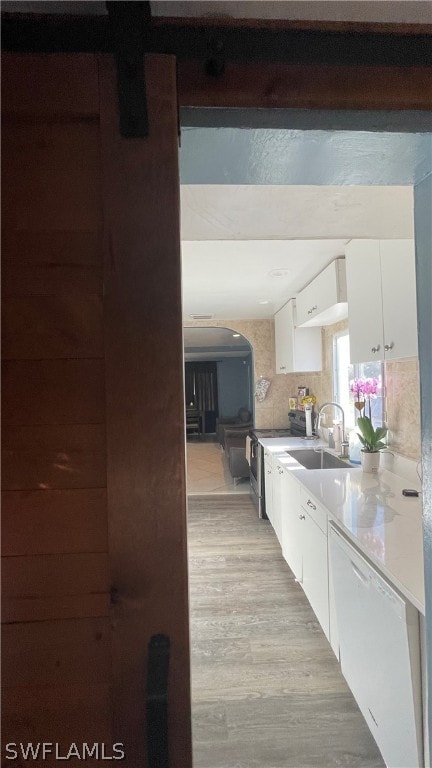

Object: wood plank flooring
[187,494,385,768]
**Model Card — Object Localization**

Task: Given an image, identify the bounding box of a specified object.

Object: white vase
[361,450,380,473]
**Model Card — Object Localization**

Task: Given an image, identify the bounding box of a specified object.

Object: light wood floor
[187,494,385,768]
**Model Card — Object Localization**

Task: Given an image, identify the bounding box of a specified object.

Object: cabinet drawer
[300,487,328,534]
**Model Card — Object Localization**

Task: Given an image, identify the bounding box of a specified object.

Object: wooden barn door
[1,53,191,767]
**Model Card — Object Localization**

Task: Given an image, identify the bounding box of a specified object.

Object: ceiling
[181,185,414,240]
[181,184,414,321]
[179,127,428,324]
[182,238,347,320]
[183,326,251,360]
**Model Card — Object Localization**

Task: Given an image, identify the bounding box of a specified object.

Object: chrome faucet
[316,402,350,458]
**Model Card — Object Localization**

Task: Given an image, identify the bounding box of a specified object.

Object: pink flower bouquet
[349,377,380,418]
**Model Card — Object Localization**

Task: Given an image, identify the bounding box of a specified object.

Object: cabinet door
[302,511,330,640]
[281,471,302,582]
[346,240,384,364]
[293,326,323,372]
[272,459,285,545]
[275,300,322,373]
[274,300,294,373]
[295,259,346,327]
[380,240,418,360]
[264,458,274,527]
[295,278,317,327]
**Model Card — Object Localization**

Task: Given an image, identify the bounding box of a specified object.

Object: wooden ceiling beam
[2,12,431,65]
[2,12,431,113]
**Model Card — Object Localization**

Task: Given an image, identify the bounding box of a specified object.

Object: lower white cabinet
[281,470,302,581]
[271,456,285,546]
[264,455,423,768]
[301,510,330,640]
[264,456,273,528]
[280,472,329,640]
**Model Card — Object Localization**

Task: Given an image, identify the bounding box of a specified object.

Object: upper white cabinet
[345,240,418,363]
[274,299,322,373]
[295,258,348,328]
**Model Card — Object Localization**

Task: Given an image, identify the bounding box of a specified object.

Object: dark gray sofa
[216,407,252,448]
[224,429,250,485]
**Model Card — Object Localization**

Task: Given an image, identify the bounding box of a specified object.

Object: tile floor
[186,439,250,495]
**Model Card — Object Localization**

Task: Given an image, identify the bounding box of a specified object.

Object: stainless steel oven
[249,411,312,518]
[249,435,263,516]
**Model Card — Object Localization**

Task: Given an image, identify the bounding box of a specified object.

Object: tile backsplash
[384,357,420,460]
[184,317,420,460]
[184,319,275,429]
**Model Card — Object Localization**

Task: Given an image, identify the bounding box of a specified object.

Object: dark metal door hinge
[106,1,151,138]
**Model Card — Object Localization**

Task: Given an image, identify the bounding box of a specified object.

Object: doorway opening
[180,121,431,768]
[183,326,253,495]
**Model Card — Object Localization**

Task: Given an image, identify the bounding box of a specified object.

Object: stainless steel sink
[285,449,354,470]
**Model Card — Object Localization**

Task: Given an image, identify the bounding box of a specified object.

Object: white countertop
[259,437,425,614]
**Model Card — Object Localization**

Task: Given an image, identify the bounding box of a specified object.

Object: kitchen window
[333,331,384,431]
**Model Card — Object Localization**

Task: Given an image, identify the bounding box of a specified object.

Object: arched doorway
[183,326,254,436]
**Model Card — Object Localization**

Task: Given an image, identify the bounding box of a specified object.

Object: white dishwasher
[329,524,423,768]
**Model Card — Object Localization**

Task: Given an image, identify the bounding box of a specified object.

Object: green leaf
[375,441,387,451]
[357,416,374,443]
[375,427,388,441]
[356,416,388,451]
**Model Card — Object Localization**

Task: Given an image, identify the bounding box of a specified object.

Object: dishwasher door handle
[351,560,370,586]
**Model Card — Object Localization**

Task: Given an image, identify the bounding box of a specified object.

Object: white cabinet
[301,510,330,641]
[380,240,418,361]
[274,299,322,373]
[271,456,285,546]
[295,258,348,328]
[264,453,273,527]
[281,469,302,581]
[345,239,418,363]
[280,473,330,640]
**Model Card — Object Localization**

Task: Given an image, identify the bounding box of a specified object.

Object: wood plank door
[1,53,191,767]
